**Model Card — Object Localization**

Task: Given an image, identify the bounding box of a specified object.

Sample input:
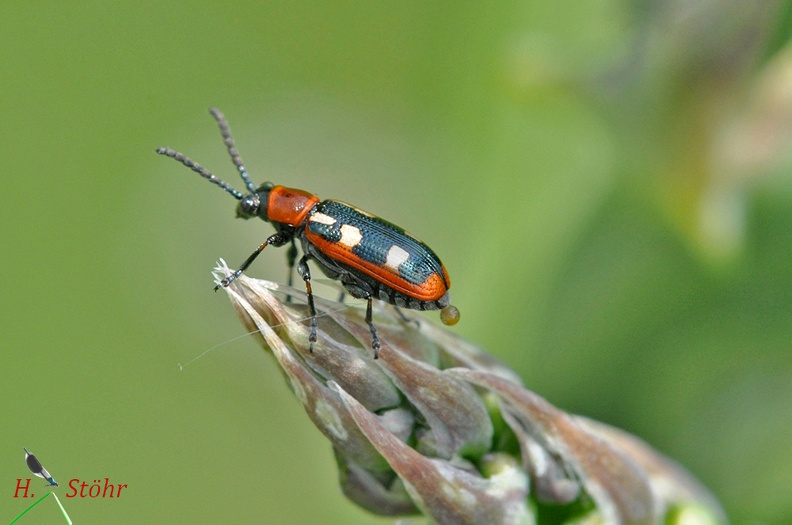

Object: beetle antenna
[209,107,257,194]
[156,147,244,200]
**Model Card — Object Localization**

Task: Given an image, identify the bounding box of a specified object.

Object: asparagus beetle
[157,108,459,358]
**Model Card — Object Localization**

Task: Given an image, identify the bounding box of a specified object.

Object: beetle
[157,108,459,358]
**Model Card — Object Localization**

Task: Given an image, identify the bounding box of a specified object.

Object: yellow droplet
[440,305,460,326]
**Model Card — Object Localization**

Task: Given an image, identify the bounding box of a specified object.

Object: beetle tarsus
[215,270,242,290]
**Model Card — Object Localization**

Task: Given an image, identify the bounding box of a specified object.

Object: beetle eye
[237,195,260,219]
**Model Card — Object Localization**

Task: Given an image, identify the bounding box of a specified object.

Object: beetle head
[236,183,274,221]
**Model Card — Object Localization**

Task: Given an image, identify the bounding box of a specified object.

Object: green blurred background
[2,2,792,523]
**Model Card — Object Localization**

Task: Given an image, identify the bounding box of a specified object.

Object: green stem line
[9,491,73,525]
[51,494,73,525]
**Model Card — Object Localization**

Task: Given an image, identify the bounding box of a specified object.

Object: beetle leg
[285,238,298,303]
[216,232,286,290]
[392,305,421,329]
[297,256,318,352]
[366,297,381,359]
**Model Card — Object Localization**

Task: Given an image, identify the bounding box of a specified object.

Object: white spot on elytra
[385,245,410,271]
[310,212,336,225]
[339,224,363,248]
